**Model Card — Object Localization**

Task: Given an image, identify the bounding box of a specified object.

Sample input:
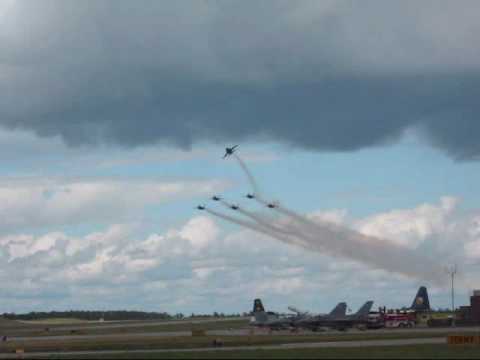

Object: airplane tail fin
[355,301,374,317]
[252,298,268,323]
[411,286,430,311]
[253,298,265,313]
[329,302,347,317]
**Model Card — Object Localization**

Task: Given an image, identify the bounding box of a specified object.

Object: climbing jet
[230,204,239,210]
[196,205,205,210]
[223,145,239,159]
[246,193,255,199]
[266,203,276,209]
[212,196,222,201]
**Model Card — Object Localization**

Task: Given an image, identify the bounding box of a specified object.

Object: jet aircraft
[212,196,222,201]
[267,203,276,209]
[250,299,302,330]
[291,302,347,331]
[287,306,311,317]
[230,204,239,210]
[196,205,205,210]
[246,193,255,199]
[223,145,239,159]
[306,301,374,331]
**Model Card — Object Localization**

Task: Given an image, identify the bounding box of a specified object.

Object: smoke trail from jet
[233,154,261,198]
[211,202,444,284]
[204,207,310,248]
[229,153,446,285]
[217,199,295,236]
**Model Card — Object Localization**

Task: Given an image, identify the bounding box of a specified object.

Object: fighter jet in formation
[266,203,277,209]
[230,204,239,210]
[196,205,205,210]
[211,196,222,201]
[246,193,255,199]
[223,145,239,159]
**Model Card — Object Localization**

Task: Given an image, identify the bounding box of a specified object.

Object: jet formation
[197,146,277,211]
[195,148,436,332]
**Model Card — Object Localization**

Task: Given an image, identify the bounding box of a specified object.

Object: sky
[0,0,479,315]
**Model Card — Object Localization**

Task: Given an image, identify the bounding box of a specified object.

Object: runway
[0,337,445,358]
[4,325,478,342]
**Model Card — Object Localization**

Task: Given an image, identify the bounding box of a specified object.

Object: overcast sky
[0,0,479,314]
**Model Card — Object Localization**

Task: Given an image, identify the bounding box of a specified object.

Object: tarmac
[4,325,480,342]
[0,337,446,359]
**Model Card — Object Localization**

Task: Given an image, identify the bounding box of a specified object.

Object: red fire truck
[384,312,416,328]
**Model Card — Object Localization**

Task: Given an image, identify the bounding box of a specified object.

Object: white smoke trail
[211,202,444,284]
[228,153,446,285]
[219,199,299,237]
[233,153,261,197]
[204,207,310,249]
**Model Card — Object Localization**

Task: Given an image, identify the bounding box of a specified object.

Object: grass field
[8,345,480,359]
[2,318,480,359]
[0,332,477,354]
[0,319,250,338]
[18,319,90,325]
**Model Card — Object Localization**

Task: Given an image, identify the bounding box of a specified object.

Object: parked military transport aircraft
[410,286,430,312]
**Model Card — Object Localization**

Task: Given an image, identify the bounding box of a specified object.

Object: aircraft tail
[354,301,374,317]
[252,299,268,323]
[253,299,265,313]
[329,302,347,317]
[411,286,430,311]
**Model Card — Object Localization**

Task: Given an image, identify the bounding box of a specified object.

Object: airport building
[456,290,480,325]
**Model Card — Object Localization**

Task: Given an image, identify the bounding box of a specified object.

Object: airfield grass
[1,319,250,337]
[18,319,90,326]
[74,319,250,334]
[14,345,480,359]
[0,332,476,354]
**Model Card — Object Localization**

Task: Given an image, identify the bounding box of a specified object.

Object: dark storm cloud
[1,0,479,159]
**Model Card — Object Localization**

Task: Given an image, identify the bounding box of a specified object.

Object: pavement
[0,337,446,358]
[4,325,479,342]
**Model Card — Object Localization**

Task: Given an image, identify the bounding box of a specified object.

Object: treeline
[3,311,173,321]
[2,311,247,321]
